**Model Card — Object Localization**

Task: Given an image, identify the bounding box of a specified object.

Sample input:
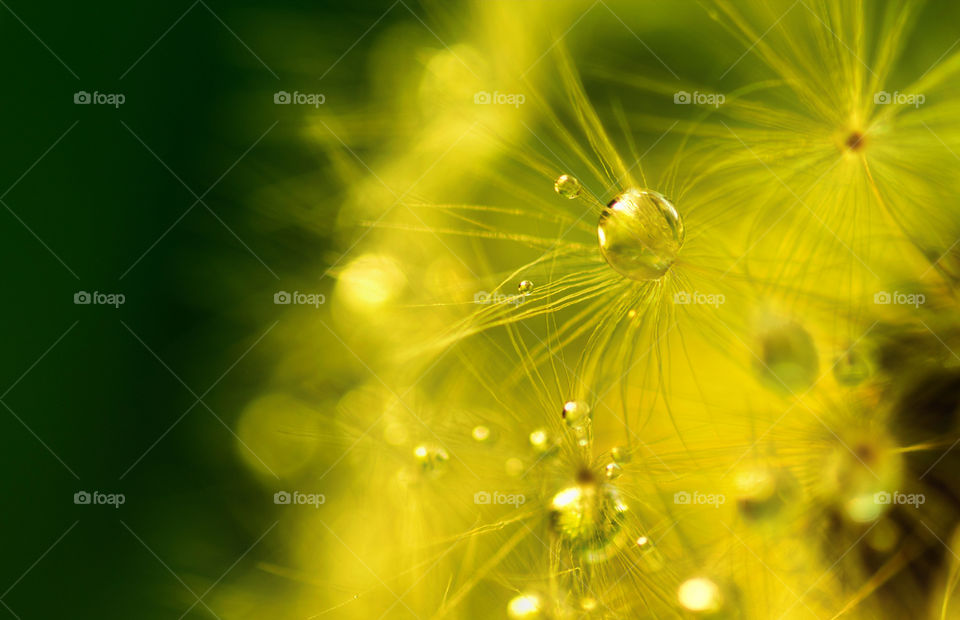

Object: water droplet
[755,321,819,393]
[472,425,491,442]
[550,476,629,563]
[733,467,799,522]
[635,535,665,571]
[598,188,684,281]
[562,400,591,428]
[505,457,524,477]
[611,446,632,464]
[554,174,581,199]
[604,462,622,479]
[579,597,598,611]
[518,280,534,294]
[834,347,870,386]
[508,592,543,619]
[413,444,449,475]
[529,429,548,450]
[678,577,723,614]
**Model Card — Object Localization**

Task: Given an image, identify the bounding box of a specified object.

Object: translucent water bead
[598,189,684,281]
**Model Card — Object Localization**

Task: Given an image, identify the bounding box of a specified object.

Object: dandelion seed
[598,188,684,281]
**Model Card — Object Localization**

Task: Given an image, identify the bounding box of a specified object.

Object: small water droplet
[518,280,534,294]
[413,444,449,475]
[733,466,799,522]
[508,592,542,618]
[554,174,582,199]
[755,321,819,393]
[834,347,870,386]
[678,577,723,614]
[562,400,591,428]
[505,457,524,477]
[611,446,632,464]
[604,462,622,479]
[598,189,684,281]
[579,597,598,611]
[472,425,491,442]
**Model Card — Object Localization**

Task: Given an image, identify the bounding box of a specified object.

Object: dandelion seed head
[598,188,685,281]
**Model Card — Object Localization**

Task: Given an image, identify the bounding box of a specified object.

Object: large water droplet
[550,475,628,563]
[554,174,582,199]
[598,189,684,281]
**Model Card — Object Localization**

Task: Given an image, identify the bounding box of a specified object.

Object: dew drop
[562,400,592,428]
[598,188,684,281]
[550,476,629,563]
[604,462,622,479]
[554,174,582,199]
[834,347,870,386]
[678,577,723,614]
[508,592,543,619]
[472,424,491,442]
[518,280,534,294]
[733,467,799,522]
[755,321,819,393]
[413,444,449,475]
[611,446,632,464]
